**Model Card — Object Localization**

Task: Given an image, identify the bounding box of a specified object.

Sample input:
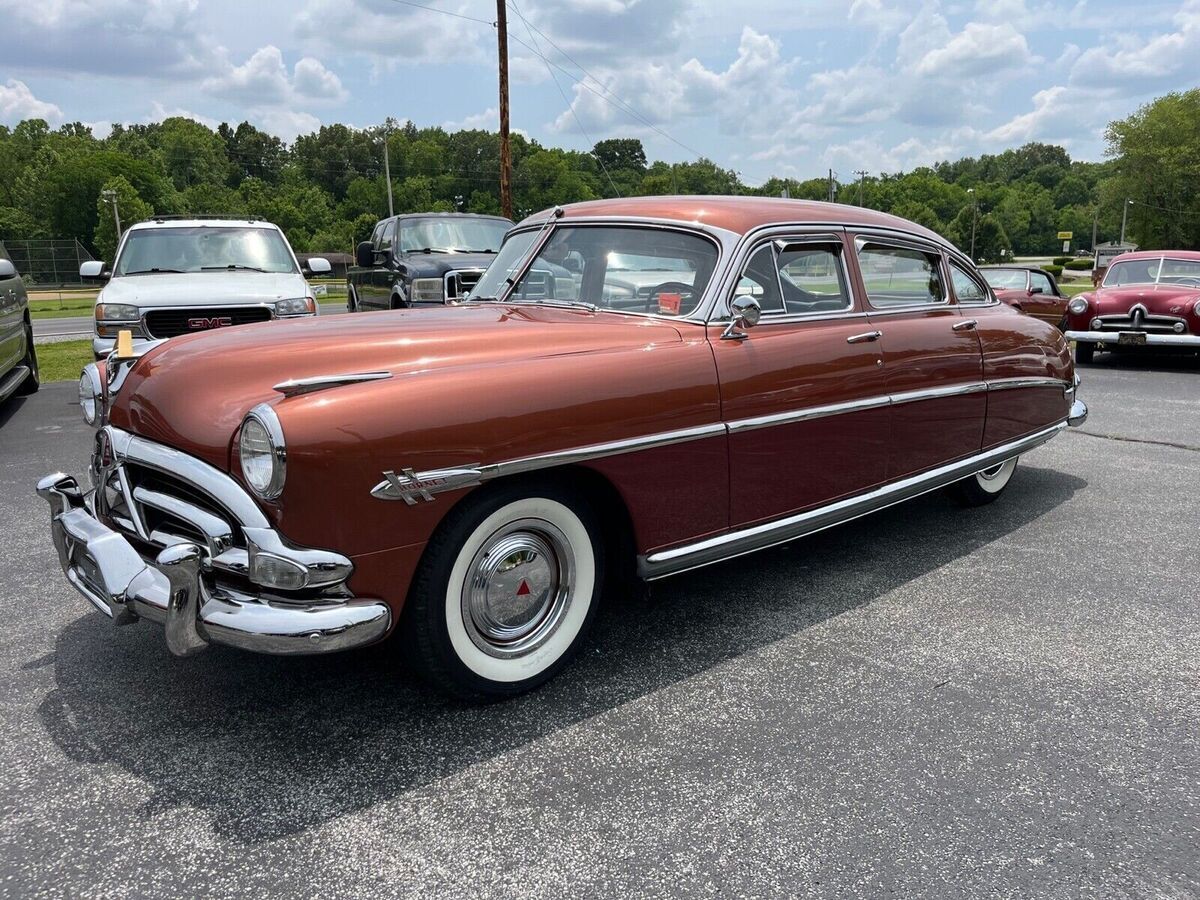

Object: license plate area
[1118,331,1147,346]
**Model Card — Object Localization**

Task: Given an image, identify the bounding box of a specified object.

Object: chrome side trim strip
[637,421,1068,580]
[986,377,1071,392]
[372,422,728,502]
[274,371,392,397]
[891,382,988,406]
[727,396,891,434]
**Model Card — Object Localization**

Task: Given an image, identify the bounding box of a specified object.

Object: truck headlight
[239,404,286,499]
[275,297,316,317]
[411,278,444,303]
[1068,297,1089,315]
[78,363,103,426]
[96,303,140,321]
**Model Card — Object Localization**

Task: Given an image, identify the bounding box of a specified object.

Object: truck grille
[144,306,272,339]
[444,269,485,302]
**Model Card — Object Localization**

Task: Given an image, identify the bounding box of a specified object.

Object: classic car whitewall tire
[402,483,603,699]
[951,457,1018,507]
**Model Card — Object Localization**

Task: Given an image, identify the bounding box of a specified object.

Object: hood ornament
[273,371,392,397]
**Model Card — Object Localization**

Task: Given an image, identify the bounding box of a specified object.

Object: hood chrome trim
[273,371,393,397]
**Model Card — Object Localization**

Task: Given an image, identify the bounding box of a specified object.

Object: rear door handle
[846,330,882,344]
[952,319,978,331]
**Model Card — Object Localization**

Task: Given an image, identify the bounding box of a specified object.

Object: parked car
[0,257,38,405]
[39,197,1087,699]
[81,216,330,359]
[979,265,1068,328]
[1065,250,1200,363]
[348,213,512,310]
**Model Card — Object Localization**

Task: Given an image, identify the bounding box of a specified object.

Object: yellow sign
[1057,231,1073,240]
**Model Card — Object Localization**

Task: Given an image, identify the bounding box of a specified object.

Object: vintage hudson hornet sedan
[39,198,1088,699]
[1064,250,1200,363]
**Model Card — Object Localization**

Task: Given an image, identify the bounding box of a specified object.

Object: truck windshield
[114,226,298,276]
[399,218,511,253]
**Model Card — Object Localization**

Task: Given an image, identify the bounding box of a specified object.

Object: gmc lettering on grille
[187,316,234,329]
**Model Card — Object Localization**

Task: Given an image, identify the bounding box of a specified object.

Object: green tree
[157,117,231,190]
[94,176,153,261]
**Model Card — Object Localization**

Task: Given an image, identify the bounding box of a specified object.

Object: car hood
[1091,284,1200,314]
[111,304,686,469]
[399,252,497,277]
[98,272,312,307]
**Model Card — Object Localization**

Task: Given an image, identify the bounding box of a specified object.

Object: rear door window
[857,242,946,309]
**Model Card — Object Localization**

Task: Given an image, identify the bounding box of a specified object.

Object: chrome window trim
[947,260,993,306]
[853,234,950,310]
[638,420,1068,579]
[490,217,739,325]
[723,231,856,323]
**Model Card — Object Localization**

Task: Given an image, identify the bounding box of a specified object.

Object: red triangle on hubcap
[516,579,531,596]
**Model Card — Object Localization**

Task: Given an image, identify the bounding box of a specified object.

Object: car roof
[128,218,283,231]
[520,196,953,246]
[979,265,1046,272]
[392,213,513,223]
[1106,249,1200,262]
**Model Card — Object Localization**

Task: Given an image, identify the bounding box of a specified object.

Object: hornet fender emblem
[371,466,483,504]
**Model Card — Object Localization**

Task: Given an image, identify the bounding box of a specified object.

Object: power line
[1131,199,1200,217]
[508,0,620,197]
[380,0,495,26]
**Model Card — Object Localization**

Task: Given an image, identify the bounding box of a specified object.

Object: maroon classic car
[979,265,1068,328]
[39,197,1087,699]
[1065,250,1200,362]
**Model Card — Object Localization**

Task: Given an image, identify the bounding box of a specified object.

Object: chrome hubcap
[462,519,575,659]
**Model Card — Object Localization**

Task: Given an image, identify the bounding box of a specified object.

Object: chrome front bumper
[37,473,391,656]
[1065,330,1200,346]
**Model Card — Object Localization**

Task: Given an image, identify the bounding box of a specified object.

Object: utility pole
[968,188,977,260]
[101,189,121,240]
[854,169,868,207]
[496,0,513,219]
[382,131,394,218]
[1119,198,1133,245]
[827,169,836,203]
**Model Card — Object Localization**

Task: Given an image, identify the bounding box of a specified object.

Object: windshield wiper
[124,267,185,275]
[201,264,269,272]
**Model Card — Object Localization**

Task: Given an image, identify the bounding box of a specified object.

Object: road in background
[0,357,1196,897]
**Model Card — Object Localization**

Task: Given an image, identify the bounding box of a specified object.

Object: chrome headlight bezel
[78,363,104,427]
[274,297,316,317]
[1068,296,1089,315]
[239,403,286,500]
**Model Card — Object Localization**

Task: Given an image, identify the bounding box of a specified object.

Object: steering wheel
[1170,276,1200,287]
[646,281,695,314]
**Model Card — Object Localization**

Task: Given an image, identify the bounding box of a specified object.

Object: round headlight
[1068,296,1089,315]
[78,364,103,426]
[239,406,286,499]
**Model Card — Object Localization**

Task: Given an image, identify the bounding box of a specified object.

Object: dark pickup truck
[348,213,512,310]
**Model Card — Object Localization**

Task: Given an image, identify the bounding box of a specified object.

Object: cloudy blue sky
[1,0,1197,184]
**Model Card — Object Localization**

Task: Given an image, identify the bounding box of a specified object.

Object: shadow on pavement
[39,463,1086,843]
[1080,347,1200,374]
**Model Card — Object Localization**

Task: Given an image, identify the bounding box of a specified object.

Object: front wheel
[400,482,604,700]
[16,320,39,395]
[950,457,1017,507]
[1075,341,1095,364]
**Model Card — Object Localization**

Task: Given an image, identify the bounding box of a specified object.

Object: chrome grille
[445,269,485,302]
[513,269,552,300]
[1093,311,1186,334]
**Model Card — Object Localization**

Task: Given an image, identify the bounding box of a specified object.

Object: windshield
[113,226,297,276]
[981,268,1027,290]
[1103,257,1200,287]
[399,217,510,253]
[470,225,719,317]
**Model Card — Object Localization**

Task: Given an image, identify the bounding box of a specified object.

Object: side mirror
[355,241,377,269]
[306,256,332,276]
[80,260,107,280]
[721,294,761,341]
[0,259,15,278]
[1030,286,1044,294]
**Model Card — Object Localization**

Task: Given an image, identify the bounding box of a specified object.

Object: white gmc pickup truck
[81,217,330,358]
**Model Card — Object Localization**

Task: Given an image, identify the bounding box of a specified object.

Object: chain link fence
[0,239,95,288]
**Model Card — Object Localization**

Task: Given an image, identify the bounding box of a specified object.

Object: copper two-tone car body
[39,197,1087,698]
[1064,250,1200,363]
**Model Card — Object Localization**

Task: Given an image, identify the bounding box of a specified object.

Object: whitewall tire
[951,456,1018,506]
[401,482,603,699]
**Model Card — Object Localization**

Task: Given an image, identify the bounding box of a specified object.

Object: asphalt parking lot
[1,354,1197,898]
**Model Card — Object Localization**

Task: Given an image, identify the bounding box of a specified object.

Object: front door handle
[846,330,882,344]
[952,319,978,331]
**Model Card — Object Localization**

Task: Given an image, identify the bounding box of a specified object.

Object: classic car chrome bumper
[1065,330,1200,346]
[36,473,391,656]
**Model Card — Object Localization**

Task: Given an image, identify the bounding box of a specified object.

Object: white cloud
[255,109,322,142]
[914,22,1034,77]
[0,79,63,124]
[148,101,219,129]
[1069,0,1200,87]
[203,46,346,105]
